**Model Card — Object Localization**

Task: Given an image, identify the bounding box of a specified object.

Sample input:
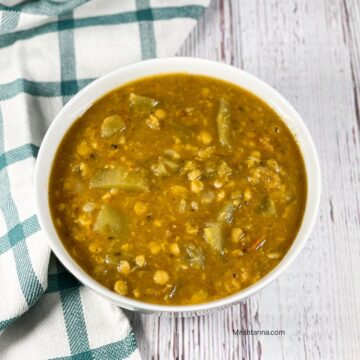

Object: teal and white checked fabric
[0,0,210,358]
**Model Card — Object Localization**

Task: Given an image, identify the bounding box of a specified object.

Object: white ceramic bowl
[34,57,321,315]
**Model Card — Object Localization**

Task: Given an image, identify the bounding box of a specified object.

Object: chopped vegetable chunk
[161,157,181,172]
[258,196,276,216]
[203,223,224,253]
[101,115,126,138]
[90,166,148,192]
[217,201,234,223]
[151,156,180,177]
[185,245,205,269]
[94,205,128,238]
[129,93,158,120]
[216,98,232,147]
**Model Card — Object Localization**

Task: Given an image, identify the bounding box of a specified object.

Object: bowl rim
[34,57,321,313]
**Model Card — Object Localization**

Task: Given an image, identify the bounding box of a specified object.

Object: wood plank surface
[128,1,360,358]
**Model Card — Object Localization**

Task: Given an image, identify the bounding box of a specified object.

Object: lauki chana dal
[49,74,307,305]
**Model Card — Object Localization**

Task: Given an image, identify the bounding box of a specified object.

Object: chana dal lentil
[49,74,307,305]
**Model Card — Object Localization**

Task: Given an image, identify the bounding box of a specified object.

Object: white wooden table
[127,1,360,358]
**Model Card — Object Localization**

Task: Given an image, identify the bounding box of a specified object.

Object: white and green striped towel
[0,0,210,358]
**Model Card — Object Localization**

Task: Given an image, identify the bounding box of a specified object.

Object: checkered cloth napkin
[0,0,210,358]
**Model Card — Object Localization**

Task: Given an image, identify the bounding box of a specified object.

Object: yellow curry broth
[49,74,306,305]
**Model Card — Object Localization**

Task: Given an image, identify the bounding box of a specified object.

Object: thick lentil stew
[49,74,307,305]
